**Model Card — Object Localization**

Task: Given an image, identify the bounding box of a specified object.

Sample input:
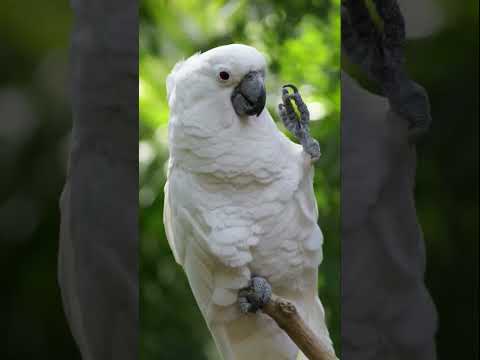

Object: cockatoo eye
[219,71,230,81]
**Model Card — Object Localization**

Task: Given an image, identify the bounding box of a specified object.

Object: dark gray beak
[231,71,266,117]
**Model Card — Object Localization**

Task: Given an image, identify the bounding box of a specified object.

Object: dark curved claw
[282,84,299,93]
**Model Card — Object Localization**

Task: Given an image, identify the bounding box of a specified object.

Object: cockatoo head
[167,44,267,123]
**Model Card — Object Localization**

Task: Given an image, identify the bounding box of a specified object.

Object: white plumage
[164,44,335,360]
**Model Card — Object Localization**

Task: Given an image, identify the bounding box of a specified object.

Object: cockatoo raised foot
[341,0,432,143]
[279,85,321,161]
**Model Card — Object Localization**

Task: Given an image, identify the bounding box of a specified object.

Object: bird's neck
[169,110,292,181]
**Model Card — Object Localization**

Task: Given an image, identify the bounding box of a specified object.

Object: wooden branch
[261,294,339,360]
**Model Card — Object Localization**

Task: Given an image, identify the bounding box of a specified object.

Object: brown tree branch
[261,294,339,360]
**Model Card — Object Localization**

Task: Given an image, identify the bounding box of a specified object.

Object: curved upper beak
[231,71,266,117]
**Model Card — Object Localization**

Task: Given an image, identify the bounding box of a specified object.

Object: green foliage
[139,1,340,359]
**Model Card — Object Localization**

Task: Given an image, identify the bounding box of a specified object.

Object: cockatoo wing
[164,163,255,313]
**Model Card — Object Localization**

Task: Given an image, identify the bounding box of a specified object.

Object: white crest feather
[166,52,201,104]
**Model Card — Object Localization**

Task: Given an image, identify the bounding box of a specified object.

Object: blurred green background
[139,1,341,359]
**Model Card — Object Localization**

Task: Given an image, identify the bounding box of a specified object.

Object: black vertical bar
[340,71,437,359]
[58,1,138,359]
[341,1,437,358]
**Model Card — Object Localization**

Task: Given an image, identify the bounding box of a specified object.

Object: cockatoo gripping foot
[279,85,321,162]
[238,276,273,314]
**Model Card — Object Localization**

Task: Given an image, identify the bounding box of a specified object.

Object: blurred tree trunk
[58,1,138,359]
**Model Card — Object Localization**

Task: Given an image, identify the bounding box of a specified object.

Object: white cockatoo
[164,44,336,360]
